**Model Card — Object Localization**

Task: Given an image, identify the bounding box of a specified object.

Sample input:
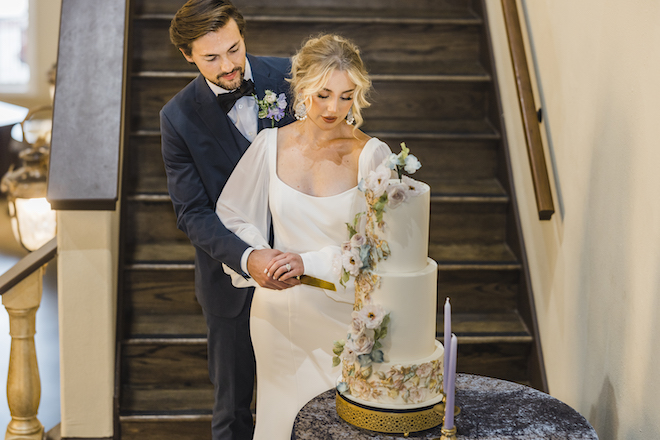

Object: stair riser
[437,268,519,313]
[124,134,166,195]
[121,386,214,413]
[122,344,210,387]
[455,342,531,383]
[429,202,507,244]
[133,18,483,76]
[123,135,500,195]
[121,421,211,440]
[377,136,500,183]
[124,269,198,315]
[130,77,491,132]
[133,0,475,16]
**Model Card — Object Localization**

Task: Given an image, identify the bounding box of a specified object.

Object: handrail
[0,237,57,295]
[47,0,127,211]
[501,0,554,220]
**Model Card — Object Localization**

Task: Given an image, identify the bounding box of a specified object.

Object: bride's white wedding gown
[216,128,391,439]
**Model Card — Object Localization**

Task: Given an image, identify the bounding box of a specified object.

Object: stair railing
[501,0,554,220]
[0,237,57,440]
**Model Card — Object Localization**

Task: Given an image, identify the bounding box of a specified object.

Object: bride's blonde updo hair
[289,34,372,129]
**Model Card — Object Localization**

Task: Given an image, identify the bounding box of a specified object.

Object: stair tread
[120,385,214,415]
[436,311,531,339]
[430,243,519,265]
[135,7,481,22]
[429,179,507,199]
[126,313,206,338]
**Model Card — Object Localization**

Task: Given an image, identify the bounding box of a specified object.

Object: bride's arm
[215,131,298,289]
[215,132,271,251]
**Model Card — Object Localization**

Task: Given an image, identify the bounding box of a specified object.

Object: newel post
[2,267,44,440]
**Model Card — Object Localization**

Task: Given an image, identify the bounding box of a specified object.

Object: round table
[292,374,598,439]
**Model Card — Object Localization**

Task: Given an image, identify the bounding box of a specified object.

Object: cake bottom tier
[339,340,444,409]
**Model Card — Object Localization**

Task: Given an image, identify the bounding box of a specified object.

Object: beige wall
[487,1,660,439]
[57,209,119,438]
[0,0,62,109]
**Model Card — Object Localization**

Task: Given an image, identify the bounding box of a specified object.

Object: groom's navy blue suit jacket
[160,54,293,318]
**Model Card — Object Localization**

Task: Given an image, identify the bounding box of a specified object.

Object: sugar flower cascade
[334,143,439,403]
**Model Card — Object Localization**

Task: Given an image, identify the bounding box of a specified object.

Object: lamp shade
[1,107,56,251]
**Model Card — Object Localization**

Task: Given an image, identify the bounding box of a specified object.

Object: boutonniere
[255,90,287,127]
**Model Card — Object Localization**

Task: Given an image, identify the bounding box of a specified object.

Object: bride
[215,34,393,439]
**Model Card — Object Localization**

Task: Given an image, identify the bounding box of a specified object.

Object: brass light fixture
[0,106,56,251]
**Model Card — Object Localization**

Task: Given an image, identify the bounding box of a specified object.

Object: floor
[0,197,60,432]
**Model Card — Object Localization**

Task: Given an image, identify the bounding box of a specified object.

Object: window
[0,0,30,87]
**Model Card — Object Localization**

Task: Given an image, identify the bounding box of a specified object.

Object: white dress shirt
[206,59,259,143]
[207,59,258,276]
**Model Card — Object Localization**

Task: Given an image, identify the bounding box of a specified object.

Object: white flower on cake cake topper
[401,175,424,197]
[404,154,421,174]
[356,304,387,329]
[341,248,362,276]
[364,164,391,198]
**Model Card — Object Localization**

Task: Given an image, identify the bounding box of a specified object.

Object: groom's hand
[247,249,300,290]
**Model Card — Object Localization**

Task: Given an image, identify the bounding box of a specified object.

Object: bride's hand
[248,249,299,289]
[266,252,304,282]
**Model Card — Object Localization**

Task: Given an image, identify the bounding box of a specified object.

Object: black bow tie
[216,79,256,113]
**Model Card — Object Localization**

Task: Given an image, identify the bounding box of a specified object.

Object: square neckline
[269,128,380,199]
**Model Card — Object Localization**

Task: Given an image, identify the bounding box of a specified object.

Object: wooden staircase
[117,0,546,437]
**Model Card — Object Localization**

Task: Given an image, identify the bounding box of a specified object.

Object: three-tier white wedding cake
[335,156,443,409]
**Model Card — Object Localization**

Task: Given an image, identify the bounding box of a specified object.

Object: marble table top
[292,374,598,439]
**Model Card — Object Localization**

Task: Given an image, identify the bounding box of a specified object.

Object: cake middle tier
[373,258,438,363]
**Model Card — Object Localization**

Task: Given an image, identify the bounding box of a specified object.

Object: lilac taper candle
[443,297,451,393]
[445,333,458,430]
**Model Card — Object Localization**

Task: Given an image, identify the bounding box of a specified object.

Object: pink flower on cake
[346,332,375,355]
[406,385,425,404]
[356,304,387,329]
[350,233,366,248]
[387,367,405,385]
[349,377,371,400]
[416,362,433,378]
[342,345,357,363]
[341,240,352,252]
[386,181,409,209]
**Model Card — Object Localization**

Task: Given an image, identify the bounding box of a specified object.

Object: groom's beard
[212,67,244,91]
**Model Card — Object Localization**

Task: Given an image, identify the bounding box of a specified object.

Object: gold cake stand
[336,392,459,436]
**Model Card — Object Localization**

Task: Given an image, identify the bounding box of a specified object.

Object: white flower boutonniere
[255,90,287,127]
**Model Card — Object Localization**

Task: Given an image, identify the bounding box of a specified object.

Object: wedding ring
[285,263,292,272]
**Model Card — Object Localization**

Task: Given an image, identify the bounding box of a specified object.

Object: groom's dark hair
[170,0,246,57]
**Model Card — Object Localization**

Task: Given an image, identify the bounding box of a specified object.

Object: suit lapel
[249,55,296,132]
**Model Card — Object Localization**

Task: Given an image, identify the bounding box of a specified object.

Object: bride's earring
[295,100,307,121]
[346,107,355,125]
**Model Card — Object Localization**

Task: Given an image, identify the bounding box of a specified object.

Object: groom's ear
[180,48,195,65]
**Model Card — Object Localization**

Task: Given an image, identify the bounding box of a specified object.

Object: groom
[160,1,297,438]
